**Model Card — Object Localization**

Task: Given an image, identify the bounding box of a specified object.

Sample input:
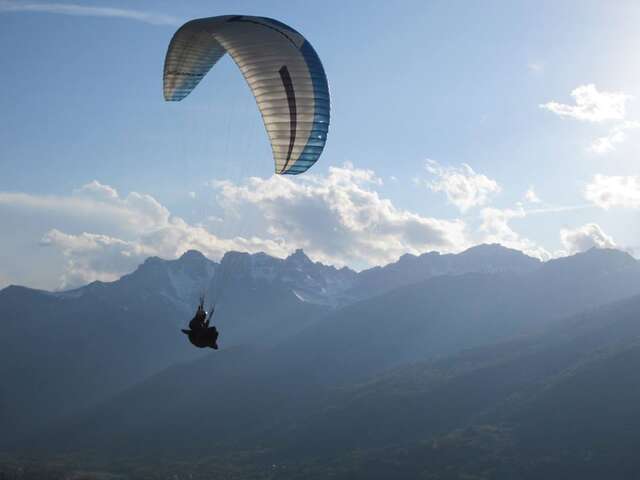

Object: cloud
[541,85,639,154]
[0,186,167,236]
[75,180,119,200]
[527,62,544,73]
[589,132,625,154]
[40,222,286,290]
[1,167,474,289]
[40,229,145,287]
[524,187,541,203]
[540,84,631,122]
[560,223,616,254]
[0,180,285,289]
[421,160,501,212]
[0,1,179,25]
[213,164,469,269]
[588,121,640,154]
[478,206,550,260]
[584,174,640,209]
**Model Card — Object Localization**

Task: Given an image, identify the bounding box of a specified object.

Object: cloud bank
[1,163,607,289]
[214,164,469,268]
[0,165,475,289]
[0,180,286,289]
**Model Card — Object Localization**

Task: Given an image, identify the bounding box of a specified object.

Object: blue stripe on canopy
[281,39,330,175]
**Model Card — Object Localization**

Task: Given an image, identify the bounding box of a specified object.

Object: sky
[2,0,640,290]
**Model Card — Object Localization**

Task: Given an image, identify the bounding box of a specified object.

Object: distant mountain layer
[348,243,542,300]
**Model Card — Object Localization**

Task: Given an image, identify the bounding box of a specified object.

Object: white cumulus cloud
[560,223,616,254]
[478,206,550,260]
[584,174,640,209]
[40,229,146,287]
[541,84,631,122]
[0,181,285,289]
[213,164,469,269]
[422,160,501,213]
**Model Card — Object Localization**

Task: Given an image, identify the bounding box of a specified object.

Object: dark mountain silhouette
[0,248,335,443]
[0,281,194,444]
[290,294,640,479]
[36,291,640,480]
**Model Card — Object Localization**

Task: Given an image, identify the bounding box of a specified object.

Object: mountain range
[2,244,640,479]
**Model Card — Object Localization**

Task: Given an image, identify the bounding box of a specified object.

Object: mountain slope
[271,247,640,384]
[0,249,336,444]
[40,276,640,459]
[0,282,193,443]
[3,245,640,454]
[41,291,640,480]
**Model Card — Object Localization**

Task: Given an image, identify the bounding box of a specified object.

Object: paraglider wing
[164,15,330,174]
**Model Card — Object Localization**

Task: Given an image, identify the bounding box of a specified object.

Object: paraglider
[163,15,330,174]
[182,297,219,349]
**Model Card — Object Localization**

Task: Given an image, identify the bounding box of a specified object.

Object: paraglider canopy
[164,15,330,175]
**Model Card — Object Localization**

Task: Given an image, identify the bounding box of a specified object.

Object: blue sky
[2,0,640,289]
